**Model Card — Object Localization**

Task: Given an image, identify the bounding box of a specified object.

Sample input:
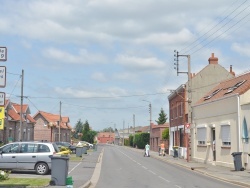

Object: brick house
[0,100,36,143]
[33,111,72,142]
[168,53,235,159]
[97,132,115,144]
[150,123,169,152]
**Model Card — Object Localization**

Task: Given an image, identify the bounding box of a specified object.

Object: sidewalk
[45,147,102,188]
[141,148,250,188]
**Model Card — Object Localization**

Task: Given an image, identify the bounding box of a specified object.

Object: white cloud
[91,72,108,82]
[43,47,106,64]
[54,87,127,98]
[135,29,193,46]
[231,43,250,57]
[116,55,166,71]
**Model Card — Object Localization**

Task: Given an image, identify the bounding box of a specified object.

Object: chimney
[208,53,218,64]
[230,65,235,76]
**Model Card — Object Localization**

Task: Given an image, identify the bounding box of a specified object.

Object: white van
[0,141,60,175]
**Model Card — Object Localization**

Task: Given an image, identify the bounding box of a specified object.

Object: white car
[0,141,60,175]
[76,141,93,148]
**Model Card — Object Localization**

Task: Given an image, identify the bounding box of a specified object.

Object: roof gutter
[193,93,239,108]
[237,94,241,152]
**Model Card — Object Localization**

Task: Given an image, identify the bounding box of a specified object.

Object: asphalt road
[95,145,243,188]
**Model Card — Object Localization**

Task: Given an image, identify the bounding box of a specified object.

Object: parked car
[0,141,60,175]
[76,141,93,148]
[54,142,76,153]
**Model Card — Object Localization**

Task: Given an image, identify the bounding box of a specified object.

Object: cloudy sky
[1,0,250,131]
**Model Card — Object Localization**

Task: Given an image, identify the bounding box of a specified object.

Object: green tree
[73,119,84,139]
[102,127,114,132]
[82,120,90,141]
[88,130,98,143]
[155,108,168,125]
[162,128,169,140]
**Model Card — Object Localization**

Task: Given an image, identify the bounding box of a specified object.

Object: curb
[81,180,91,188]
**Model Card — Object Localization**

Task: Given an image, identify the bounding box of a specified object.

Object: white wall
[192,94,239,168]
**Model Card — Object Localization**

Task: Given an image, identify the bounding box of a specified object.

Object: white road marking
[68,161,82,174]
[137,162,141,165]
[175,185,182,188]
[158,176,170,183]
[142,166,147,169]
[148,170,156,175]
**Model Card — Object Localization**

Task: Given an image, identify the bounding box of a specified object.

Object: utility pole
[142,100,152,145]
[123,120,125,146]
[174,50,192,162]
[59,101,62,142]
[133,114,135,147]
[19,69,24,141]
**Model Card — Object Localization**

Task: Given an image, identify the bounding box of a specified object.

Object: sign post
[0,47,6,131]
[0,47,7,61]
[185,123,190,162]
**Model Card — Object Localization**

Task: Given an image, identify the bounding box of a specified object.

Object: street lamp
[142,100,152,145]
[142,100,152,124]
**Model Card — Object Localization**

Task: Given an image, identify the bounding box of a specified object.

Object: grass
[0,177,50,187]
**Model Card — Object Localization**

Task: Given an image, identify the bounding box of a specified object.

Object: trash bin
[231,152,244,171]
[82,146,88,154]
[173,146,179,158]
[50,155,69,186]
[76,147,83,157]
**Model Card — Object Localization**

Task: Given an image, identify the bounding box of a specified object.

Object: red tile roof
[12,103,29,113]
[8,109,24,121]
[196,71,250,105]
[34,111,71,129]
[152,123,169,129]
[27,114,36,123]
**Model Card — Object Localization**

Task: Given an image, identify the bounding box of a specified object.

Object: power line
[181,0,248,54]
[62,102,148,110]
[7,91,171,100]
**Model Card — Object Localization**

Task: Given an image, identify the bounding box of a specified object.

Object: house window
[179,128,184,147]
[221,125,231,146]
[197,127,206,145]
[27,129,30,141]
[180,102,183,117]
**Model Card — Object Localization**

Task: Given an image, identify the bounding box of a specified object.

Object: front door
[212,128,216,161]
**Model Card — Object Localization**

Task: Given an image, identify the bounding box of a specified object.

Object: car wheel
[35,162,49,175]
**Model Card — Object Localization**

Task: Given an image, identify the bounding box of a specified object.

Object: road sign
[0,92,5,106]
[0,66,6,87]
[0,107,4,130]
[0,47,7,61]
[186,123,190,128]
[185,128,190,133]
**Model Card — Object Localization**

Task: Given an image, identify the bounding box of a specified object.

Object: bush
[129,135,134,147]
[134,133,149,149]
[124,139,129,146]
[0,170,10,181]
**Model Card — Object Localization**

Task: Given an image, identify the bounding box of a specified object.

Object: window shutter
[197,128,206,141]
[221,125,230,142]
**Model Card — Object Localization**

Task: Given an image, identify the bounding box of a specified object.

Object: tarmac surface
[13,144,250,188]
[83,144,250,188]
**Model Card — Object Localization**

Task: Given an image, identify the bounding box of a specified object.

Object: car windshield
[63,142,71,147]
[52,143,60,152]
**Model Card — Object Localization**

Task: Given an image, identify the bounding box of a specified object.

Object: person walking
[145,143,150,157]
[160,141,165,156]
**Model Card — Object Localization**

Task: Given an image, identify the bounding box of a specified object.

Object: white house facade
[192,72,250,169]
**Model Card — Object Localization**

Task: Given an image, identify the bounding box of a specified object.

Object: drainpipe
[237,94,241,152]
